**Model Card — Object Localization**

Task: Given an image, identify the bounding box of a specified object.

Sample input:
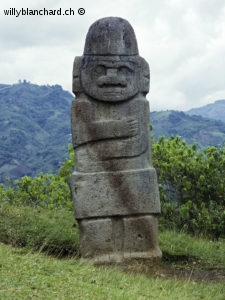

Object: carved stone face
[81,56,139,102]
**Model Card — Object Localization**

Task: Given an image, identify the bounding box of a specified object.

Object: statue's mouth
[97,76,127,88]
[102,87,123,95]
[100,84,125,88]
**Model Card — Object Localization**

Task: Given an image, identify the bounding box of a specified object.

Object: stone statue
[71,17,161,268]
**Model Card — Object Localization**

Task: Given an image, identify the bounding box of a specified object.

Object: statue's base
[72,168,162,274]
[78,215,161,274]
[82,250,162,275]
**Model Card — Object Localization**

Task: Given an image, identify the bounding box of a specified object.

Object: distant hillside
[0,81,73,181]
[1,81,225,181]
[186,99,225,122]
[151,110,225,147]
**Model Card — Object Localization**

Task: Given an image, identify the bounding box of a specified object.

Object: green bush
[153,136,225,238]
[152,135,225,206]
[1,138,225,240]
[0,145,74,210]
[1,174,72,210]
[0,145,78,255]
[159,200,225,238]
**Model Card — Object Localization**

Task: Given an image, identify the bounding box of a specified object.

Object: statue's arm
[71,101,138,147]
[92,118,138,140]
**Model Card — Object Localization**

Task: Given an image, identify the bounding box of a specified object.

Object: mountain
[150,110,225,147]
[186,99,225,123]
[0,81,73,182]
[1,81,225,182]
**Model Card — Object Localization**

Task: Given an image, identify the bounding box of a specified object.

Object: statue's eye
[94,65,105,75]
[118,66,133,75]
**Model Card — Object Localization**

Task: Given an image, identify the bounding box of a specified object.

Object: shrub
[0,145,75,210]
[1,138,225,239]
[1,174,72,210]
[153,136,225,238]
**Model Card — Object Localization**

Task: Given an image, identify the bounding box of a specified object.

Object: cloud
[1,0,225,111]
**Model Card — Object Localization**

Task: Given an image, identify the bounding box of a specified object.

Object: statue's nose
[97,68,127,87]
[106,68,117,77]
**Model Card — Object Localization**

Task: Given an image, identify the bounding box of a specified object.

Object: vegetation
[1,203,224,269]
[0,145,74,210]
[0,200,225,298]
[152,136,225,238]
[0,206,79,257]
[0,231,225,299]
[0,136,225,298]
[1,136,225,238]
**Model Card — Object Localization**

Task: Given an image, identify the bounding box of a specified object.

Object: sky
[1,0,225,111]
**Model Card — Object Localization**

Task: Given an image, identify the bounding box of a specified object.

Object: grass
[0,205,225,299]
[0,205,79,257]
[0,242,225,300]
[159,230,225,269]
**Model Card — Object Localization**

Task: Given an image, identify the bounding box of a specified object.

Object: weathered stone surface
[79,216,160,262]
[83,17,138,56]
[71,95,151,172]
[73,168,160,219]
[71,17,161,267]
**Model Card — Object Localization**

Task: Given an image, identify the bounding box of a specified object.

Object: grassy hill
[0,81,73,181]
[1,241,224,300]
[151,110,225,147]
[0,206,225,299]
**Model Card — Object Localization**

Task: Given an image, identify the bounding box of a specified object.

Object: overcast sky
[1,0,225,111]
